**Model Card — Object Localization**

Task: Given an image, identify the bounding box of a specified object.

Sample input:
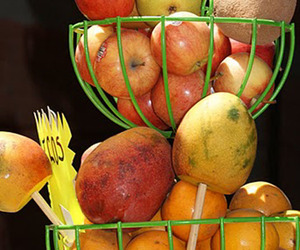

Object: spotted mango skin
[0,132,52,212]
[172,92,257,195]
[75,127,175,225]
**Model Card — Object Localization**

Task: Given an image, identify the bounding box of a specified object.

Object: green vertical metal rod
[220,217,225,250]
[53,227,59,250]
[82,20,137,128]
[72,23,117,121]
[200,0,208,16]
[167,220,174,250]
[116,16,172,138]
[45,226,51,250]
[295,216,300,250]
[117,221,124,250]
[208,0,214,16]
[260,216,266,250]
[69,24,131,129]
[250,21,286,114]
[160,15,177,133]
[203,15,215,98]
[75,227,80,249]
[253,22,295,119]
[237,18,257,98]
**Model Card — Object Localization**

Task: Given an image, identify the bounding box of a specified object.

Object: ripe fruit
[74,0,135,21]
[229,181,292,216]
[75,25,114,86]
[129,209,166,237]
[270,209,300,250]
[230,38,275,68]
[161,181,227,242]
[172,92,257,194]
[213,52,274,113]
[75,127,175,225]
[94,29,160,98]
[211,208,280,250]
[201,25,231,76]
[81,142,101,164]
[151,70,209,127]
[196,237,212,250]
[70,229,131,250]
[117,92,169,130]
[136,0,202,27]
[151,11,211,76]
[213,0,297,45]
[0,132,52,212]
[125,231,186,250]
[121,2,149,29]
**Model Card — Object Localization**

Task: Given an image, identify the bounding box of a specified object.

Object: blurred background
[0,1,299,249]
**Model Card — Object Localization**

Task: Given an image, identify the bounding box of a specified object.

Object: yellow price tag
[34,107,84,228]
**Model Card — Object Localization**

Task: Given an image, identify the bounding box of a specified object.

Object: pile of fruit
[0,0,298,249]
[71,0,296,135]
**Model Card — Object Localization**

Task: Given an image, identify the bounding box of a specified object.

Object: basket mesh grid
[46,216,300,249]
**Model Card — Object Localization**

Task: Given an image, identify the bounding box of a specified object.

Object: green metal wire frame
[46,216,300,250]
[69,9,295,138]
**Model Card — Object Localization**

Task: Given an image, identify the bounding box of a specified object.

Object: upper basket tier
[69,0,295,138]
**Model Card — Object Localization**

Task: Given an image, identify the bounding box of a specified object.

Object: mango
[0,132,52,212]
[172,92,257,194]
[75,127,175,225]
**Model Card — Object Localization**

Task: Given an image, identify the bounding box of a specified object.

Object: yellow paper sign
[34,107,84,234]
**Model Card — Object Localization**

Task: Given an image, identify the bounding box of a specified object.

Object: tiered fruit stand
[46,0,298,249]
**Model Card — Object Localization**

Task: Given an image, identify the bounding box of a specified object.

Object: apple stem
[168,6,177,14]
[196,58,209,69]
[263,99,277,104]
[131,61,146,68]
[210,72,224,82]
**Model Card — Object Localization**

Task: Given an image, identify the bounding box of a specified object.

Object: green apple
[136,0,202,27]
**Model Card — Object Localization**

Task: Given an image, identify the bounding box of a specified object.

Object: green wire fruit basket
[46,216,300,249]
[68,0,295,139]
[59,0,297,249]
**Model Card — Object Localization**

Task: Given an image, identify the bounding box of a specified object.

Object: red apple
[150,11,211,76]
[213,52,274,113]
[230,38,275,68]
[74,0,135,21]
[115,27,152,38]
[201,24,231,76]
[151,70,210,126]
[117,92,169,130]
[75,25,114,86]
[93,29,161,98]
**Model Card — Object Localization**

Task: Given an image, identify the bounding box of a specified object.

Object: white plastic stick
[31,192,66,236]
[187,183,207,250]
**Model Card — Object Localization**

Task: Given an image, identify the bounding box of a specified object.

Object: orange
[271,209,300,250]
[229,181,292,216]
[211,208,279,250]
[129,209,166,237]
[161,180,227,242]
[196,237,212,250]
[125,230,185,250]
[71,229,131,250]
